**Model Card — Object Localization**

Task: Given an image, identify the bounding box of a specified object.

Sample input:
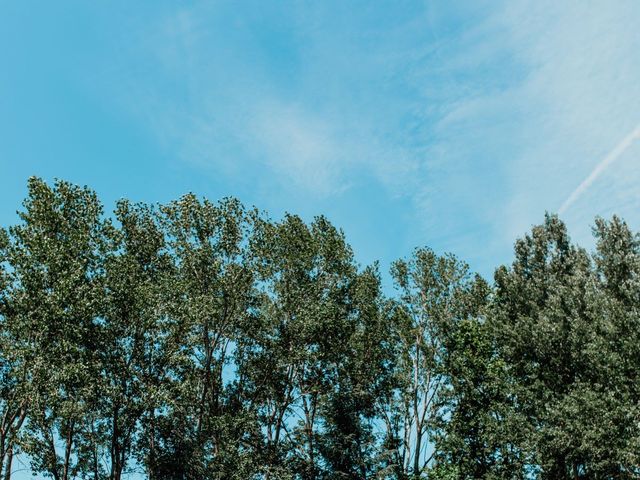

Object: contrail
[559,124,640,214]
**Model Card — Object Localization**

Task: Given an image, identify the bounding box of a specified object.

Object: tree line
[0,177,638,479]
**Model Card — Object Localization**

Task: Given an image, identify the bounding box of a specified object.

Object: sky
[2,0,640,281]
[1,1,640,477]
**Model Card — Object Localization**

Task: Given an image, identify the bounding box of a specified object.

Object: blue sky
[2,0,640,284]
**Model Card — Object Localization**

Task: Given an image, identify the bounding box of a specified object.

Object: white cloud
[89,0,640,271]
[250,101,348,195]
[498,0,640,240]
[99,1,425,199]
[559,124,640,215]
[416,0,640,259]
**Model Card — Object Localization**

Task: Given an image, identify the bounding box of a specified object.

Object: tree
[587,216,640,476]
[384,248,483,479]
[492,214,608,479]
[143,194,257,479]
[7,177,110,479]
[434,304,528,479]
[318,264,394,479]
[242,214,355,478]
[0,227,29,480]
[97,199,174,480]
[238,213,393,479]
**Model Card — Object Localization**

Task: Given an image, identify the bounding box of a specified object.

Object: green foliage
[6,178,111,479]
[488,214,640,479]
[0,179,638,479]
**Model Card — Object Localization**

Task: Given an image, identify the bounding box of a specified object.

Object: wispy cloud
[100,1,426,199]
[500,0,640,244]
[559,124,640,215]
[250,101,348,195]
[88,0,640,273]
[414,0,640,258]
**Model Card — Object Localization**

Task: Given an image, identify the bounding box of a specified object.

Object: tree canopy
[0,177,638,479]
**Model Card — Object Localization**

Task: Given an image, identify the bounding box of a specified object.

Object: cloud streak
[559,123,640,214]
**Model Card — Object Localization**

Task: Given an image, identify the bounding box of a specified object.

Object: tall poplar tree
[7,178,109,479]
[147,194,256,479]
[242,214,358,478]
[493,214,599,478]
[384,248,482,479]
[239,214,393,479]
[98,200,173,480]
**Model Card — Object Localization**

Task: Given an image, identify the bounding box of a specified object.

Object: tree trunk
[3,442,13,480]
[62,423,74,480]
[413,430,422,480]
